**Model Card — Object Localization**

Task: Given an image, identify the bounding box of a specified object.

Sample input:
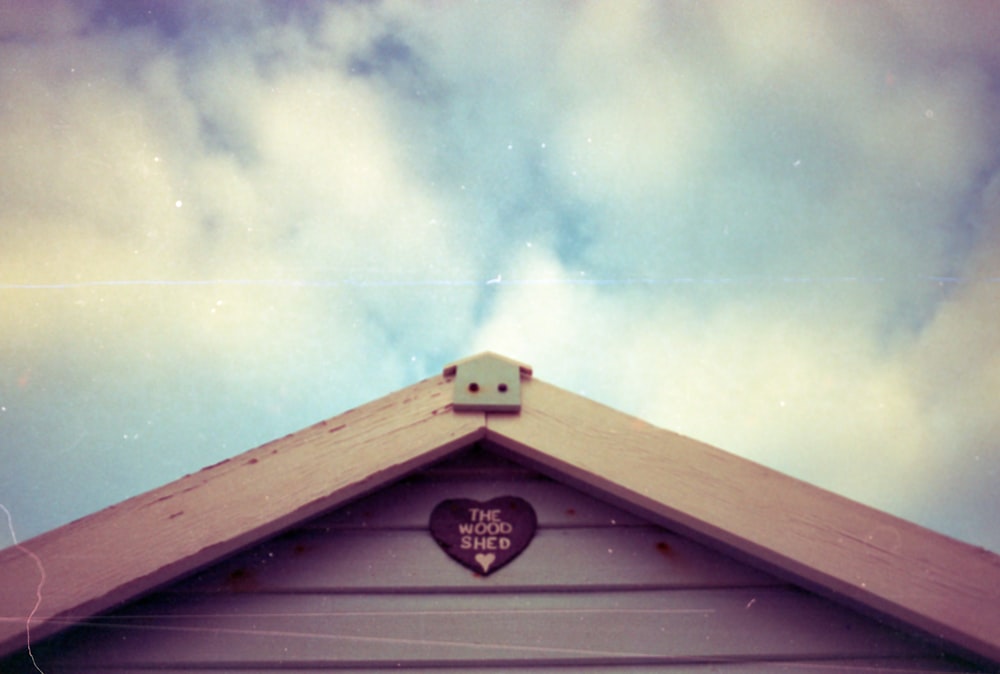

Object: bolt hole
[497,382,508,393]
[468,382,479,393]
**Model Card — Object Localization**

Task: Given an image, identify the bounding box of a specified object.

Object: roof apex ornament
[442,352,532,413]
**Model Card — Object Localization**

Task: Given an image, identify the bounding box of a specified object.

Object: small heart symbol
[429,496,537,576]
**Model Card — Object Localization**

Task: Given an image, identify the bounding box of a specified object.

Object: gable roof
[2,352,999,665]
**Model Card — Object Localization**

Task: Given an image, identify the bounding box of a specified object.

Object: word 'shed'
[429,496,537,575]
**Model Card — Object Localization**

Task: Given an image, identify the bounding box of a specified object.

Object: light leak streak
[79,606,717,621]
[0,504,46,674]
[0,275,997,291]
[22,617,694,661]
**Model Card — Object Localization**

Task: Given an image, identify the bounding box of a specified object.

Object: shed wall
[2,445,981,672]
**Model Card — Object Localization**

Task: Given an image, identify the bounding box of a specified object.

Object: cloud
[0,0,95,39]
[471,249,932,513]
[0,0,488,537]
[2,0,999,554]
[896,175,1000,541]
[0,0,483,340]
[530,1,1000,322]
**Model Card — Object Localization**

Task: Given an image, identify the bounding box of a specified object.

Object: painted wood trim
[485,377,1000,665]
[0,374,485,658]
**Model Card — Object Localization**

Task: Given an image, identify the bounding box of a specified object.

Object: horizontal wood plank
[10,664,974,674]
[26,589,947,668]
[485,378,1000,663]
[309,473,647,529]
[177,527,779,593]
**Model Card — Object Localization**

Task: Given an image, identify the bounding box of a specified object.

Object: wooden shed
[2,352,999,672]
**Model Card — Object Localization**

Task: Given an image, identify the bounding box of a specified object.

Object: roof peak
[2,355,998,665]
[442,351,533,376]
[443,352,533,413]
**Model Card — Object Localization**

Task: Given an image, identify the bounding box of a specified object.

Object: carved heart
[474,553,496,573]
[429,496,537,576]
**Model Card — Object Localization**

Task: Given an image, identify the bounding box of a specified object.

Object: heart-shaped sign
[429,496,537,576]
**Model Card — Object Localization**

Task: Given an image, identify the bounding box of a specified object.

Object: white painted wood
[0,375,484,657]
[26,590,952,668]
[444,351,532,412]
[310,478,648,528]
[486,378,1000,664]
[177,527,780,592]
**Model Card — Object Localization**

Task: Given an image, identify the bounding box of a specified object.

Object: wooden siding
[2,446,981,673]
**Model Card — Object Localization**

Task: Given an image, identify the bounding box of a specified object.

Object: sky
[1,0,998,555]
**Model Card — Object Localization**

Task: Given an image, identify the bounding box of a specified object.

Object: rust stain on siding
[656,541,674,558]
[225,568,259,593]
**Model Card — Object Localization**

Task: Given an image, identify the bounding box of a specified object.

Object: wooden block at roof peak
[443,352,532,413]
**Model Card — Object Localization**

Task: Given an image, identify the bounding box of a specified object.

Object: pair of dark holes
[468,381,508,393]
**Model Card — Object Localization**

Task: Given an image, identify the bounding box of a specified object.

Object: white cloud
[904,177,1000,455]
[0,1,483,347]
[471,248,935,515]
[2,0,999,553]
[0,1,490,540]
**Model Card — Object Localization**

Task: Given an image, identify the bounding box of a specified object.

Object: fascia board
[485,377,1000,665]
[0,373,485,658]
